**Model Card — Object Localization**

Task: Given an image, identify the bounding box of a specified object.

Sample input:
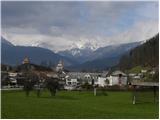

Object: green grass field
[1,90,159,119]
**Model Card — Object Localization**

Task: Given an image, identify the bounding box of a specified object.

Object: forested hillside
[118,34,159,70]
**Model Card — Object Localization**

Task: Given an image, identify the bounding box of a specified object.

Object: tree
[152,71,159,82]
[81,82,93,90]
[46,77,60,96]
[23,72,38,97]
[24,79,33,97]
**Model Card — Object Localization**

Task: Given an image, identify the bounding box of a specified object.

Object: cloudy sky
[2,1,159,52]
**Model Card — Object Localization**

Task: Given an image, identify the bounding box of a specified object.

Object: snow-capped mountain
[58,41,142,66]
[68,40,99,51]
[58,47,93,63]
[67,41,142,71]
[1,36,144,71]
[58,41,100,63]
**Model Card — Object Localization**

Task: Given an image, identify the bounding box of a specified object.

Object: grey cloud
[2,1,159,51]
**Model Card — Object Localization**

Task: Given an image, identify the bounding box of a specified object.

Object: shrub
[81,82,93,90]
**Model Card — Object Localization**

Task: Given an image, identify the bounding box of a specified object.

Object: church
[56,60,64,72]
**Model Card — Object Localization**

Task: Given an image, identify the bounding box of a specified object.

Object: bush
[81,82,93,90]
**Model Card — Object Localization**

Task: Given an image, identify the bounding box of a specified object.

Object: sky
[1,1,159,52]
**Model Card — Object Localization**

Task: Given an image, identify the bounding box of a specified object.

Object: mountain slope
[89,42,141,61]
[1,37,13,46]
[1,37,77,66]
[68,56,120,71]
[118,33,159,70]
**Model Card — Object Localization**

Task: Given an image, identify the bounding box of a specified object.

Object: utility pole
[94,87,97,96]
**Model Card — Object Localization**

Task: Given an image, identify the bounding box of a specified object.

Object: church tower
[56,60,64,72]
[22,57,30,64]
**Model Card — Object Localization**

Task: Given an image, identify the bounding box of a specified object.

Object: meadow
[1,90,159,119]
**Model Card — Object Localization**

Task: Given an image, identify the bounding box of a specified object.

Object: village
[1,57,156,91]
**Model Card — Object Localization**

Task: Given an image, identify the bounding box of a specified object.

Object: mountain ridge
[60,41,141,71]
[1,37,78,67]
[1,36,149,71]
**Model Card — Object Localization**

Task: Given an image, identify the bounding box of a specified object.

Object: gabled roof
[111,70,126,76]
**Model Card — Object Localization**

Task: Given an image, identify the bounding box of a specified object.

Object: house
[141,69,147,73]
[150,71,155,75]
[8,72,17,77]
[96,77,107,87]
[64,75,79,90]
[84,73,93,84]
[66,78,78,86]
[8,72,18,85]
[107,70,127,86]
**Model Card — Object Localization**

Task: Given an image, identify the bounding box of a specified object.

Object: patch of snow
[71,49,81,56]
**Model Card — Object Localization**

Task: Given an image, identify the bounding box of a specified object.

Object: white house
[141,69,147,73]
[150,71,155,75]
[107,70,127,86]
[66,78,78,86]
[64,75,79,90]
[96,77,107,87]
[8,72,17,77]
[8,72,18,86]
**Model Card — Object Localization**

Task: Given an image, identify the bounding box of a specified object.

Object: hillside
[118,34,159,70]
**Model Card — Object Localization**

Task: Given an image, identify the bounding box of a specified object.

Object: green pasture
[1,90,159,119]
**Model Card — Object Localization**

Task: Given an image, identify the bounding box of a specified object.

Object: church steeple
[56,60,64,72]
[22,57,30,64]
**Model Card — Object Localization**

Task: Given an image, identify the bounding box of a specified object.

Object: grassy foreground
[1,90,159,119]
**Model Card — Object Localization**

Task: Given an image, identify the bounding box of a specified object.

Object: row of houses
[63,70,128,90]
[128,69,156,82]
[1,59,128,89]
[2,70,128,89]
